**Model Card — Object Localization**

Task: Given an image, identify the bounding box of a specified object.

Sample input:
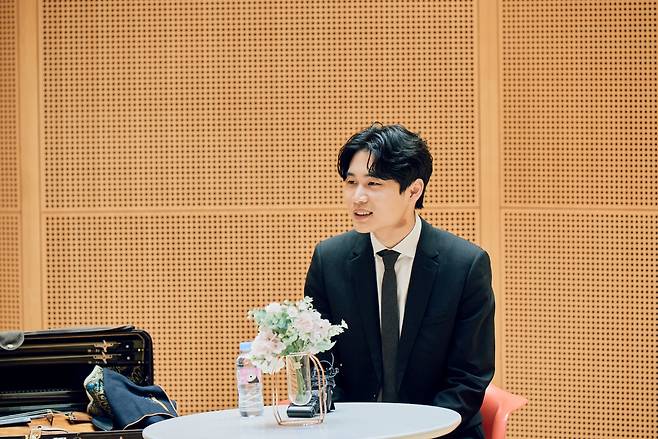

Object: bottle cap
[239,341,252,352]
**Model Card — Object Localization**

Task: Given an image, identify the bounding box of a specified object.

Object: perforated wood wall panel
[39,0,479,414]
[0,0,19,332]
[503,211,657,438]
[0,215,20,331]
[502,2,658,438]
[40,0,477,210]
[422,209,479,244]
[44,211,477,411]
[502,0,657,208]
[0,0,17,211]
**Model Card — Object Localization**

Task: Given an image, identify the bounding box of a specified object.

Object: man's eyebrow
[346,171,376,178]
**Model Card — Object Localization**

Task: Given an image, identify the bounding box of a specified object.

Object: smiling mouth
[354,210,372,217]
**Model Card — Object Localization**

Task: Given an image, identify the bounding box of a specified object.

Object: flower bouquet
[247,297,346,422]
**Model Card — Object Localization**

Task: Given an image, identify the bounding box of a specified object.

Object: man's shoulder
[421,219,486,259]
[315,229,364,255]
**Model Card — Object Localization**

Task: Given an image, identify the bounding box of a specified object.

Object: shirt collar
[370,215,422,259]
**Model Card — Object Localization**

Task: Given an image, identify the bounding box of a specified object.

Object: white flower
[264,302,282,314]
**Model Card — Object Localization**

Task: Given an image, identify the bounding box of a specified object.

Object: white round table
[142,402,461,439]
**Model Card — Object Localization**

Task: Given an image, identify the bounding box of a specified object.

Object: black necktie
[378,249,400,402]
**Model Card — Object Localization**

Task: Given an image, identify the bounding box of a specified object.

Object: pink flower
[292,311,318,335]
[251,328,285,357]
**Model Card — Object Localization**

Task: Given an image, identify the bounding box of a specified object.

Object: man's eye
[368,181,382,186]
[345,180,356,185]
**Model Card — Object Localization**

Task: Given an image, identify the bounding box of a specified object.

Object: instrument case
[0,326,153,438]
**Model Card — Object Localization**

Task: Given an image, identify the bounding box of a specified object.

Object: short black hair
[337,123,433,208]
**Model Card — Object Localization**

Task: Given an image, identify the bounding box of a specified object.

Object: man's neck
[372,214,417,248]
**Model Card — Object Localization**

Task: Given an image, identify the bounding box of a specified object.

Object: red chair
[480,384,528,439]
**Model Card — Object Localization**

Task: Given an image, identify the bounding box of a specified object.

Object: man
[304,123,495,439]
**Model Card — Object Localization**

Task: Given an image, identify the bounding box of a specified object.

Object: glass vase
[285,353,312,406]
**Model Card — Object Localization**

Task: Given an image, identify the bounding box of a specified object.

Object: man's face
[343,150,420,246]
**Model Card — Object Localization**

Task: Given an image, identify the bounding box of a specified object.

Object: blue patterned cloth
[84,366,177,430]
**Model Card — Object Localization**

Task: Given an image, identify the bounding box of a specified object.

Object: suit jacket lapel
[347,233,383,384]
[396,219,440,392]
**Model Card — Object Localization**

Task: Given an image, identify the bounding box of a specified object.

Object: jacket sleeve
[304,245,330,322]
[433,249,495,426]
[303,244,345,401]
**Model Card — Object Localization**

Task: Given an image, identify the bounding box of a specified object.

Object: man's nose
[353,185,368,203]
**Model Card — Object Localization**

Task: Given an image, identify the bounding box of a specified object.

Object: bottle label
[238,366,261,385]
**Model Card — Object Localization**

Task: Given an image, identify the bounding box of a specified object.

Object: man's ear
[408,179,424,203]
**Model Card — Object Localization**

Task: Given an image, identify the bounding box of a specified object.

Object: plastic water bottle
[236,341,264,417]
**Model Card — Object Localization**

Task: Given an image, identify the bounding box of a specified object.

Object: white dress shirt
[370,215,422,335]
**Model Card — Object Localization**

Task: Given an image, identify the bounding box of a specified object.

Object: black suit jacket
[304,218,495,435]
